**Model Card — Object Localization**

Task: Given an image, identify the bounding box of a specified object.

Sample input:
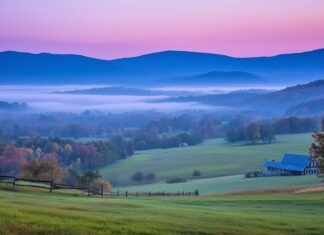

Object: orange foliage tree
[21,154,65,183]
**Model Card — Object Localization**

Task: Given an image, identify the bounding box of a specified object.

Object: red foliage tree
[0,145,27,174]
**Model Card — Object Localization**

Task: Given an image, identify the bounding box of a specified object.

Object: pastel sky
[1,0,323,59]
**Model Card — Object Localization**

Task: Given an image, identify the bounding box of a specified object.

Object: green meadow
[116,174,323,195]
[1,132,323,234]
[101,133,313,186]
[0,189,324,235]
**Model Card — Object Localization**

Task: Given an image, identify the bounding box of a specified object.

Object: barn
[264,153,319,176]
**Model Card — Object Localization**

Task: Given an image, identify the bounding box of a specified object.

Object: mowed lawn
[116,175,323,195]
[0,189,324,235]
[101,133,312,186]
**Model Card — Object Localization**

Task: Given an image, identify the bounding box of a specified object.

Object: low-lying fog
[0,85,280,113]
[0,85,213,112]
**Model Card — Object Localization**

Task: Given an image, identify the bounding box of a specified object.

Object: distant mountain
[0,49,324,85]
[111,49,324,84]
[163,71,263,86]
[0,51,135,84]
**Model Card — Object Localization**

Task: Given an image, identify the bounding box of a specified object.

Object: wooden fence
[0,175,198,197]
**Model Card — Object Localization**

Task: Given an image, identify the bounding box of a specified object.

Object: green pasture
[116,174,323,195]
[101,133,313,186]
[0,189,323,234]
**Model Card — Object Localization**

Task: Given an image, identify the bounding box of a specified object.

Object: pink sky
[0,0,323,59]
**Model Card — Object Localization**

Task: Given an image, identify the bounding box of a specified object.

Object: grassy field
[116,175,323,195]
[0,189,324,234]
[101,133,312,186]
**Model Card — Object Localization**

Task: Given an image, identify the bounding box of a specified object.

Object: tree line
[0,135,133,185]
[225,117,318,144]
[0,112,222,140]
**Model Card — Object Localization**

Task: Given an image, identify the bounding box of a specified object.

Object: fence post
[101,185,104,197]
[12,177,16,191]
[50,179,53,193]
[117,189,119,197]
[87,185,90,197]
[163,191,165,197]
[182,191,184,196]
[136,192,138,197]
[126,190,128,198]
[149,191,151,197]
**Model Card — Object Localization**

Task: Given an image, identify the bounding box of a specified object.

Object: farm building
[264,153,319,176]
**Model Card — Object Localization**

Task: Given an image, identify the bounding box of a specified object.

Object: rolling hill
[100,133,312,186]
[156,80,324,115]
[287,98,324,116]
[250,80,324,112]
[1,49,324,86]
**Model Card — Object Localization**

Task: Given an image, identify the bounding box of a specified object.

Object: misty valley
[0,49,324,235]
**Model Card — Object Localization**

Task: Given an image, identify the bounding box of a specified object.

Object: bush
[131,171,144,184]
[245,171,262,178]
[166,177,186,184]
[192,170,201,178]
[245,172,252,178]
[91,181,112,193]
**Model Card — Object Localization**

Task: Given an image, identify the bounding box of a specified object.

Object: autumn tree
[0,146,27,174]
[91,181,113,194]
[21,154,65,183]
[310,120,324,175]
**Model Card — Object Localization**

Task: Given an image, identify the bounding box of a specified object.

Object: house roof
[264,154,310,172]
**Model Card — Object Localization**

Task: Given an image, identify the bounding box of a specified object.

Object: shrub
[91,181,112,193]
[131,171,144,184]
[192,170,201,178]
[245,172,252,178]
[166,177,186,184]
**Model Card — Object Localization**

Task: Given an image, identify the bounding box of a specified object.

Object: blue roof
[264,154,310,171]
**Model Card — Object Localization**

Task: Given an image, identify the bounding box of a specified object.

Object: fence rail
[0,175,198,197]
